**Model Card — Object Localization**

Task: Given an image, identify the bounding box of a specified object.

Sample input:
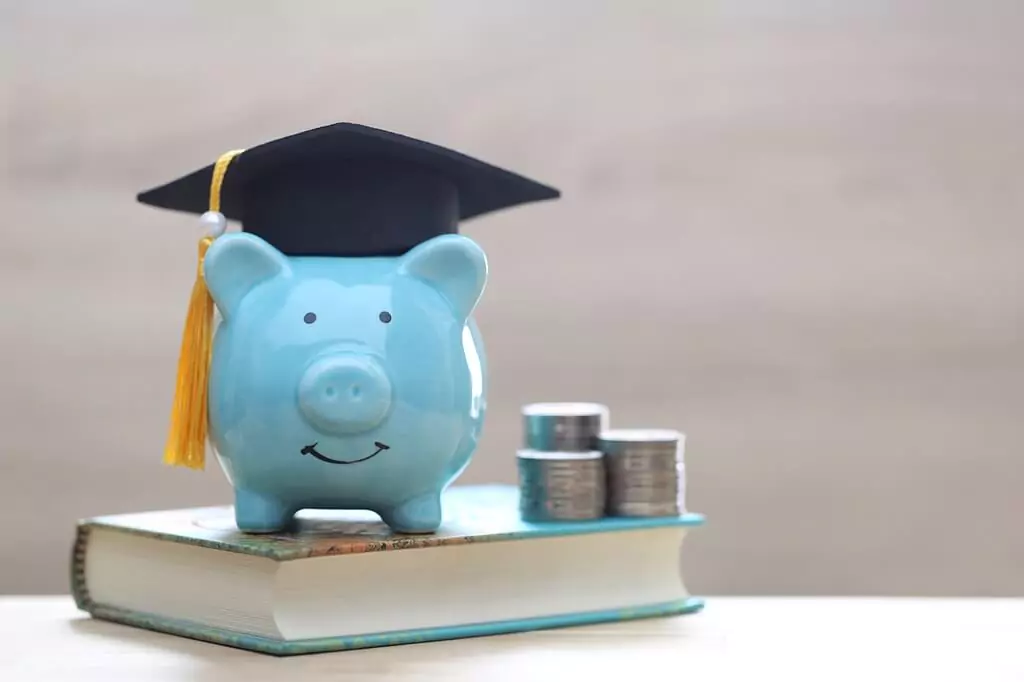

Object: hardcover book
[72,484,704,655]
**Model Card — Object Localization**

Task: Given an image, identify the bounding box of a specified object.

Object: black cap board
[136,122,560,257]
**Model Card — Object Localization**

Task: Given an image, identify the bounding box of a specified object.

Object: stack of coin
[516,450,606,522]
[522,402,609,452]
[517,402,610,522]
[599,429,686,517]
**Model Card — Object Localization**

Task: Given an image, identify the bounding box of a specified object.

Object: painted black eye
[304,312,317,324]
[379,311,392,324]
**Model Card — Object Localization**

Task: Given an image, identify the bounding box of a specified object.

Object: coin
[516,449,606,521]
[599,429,686,517]
[522,402,610,452]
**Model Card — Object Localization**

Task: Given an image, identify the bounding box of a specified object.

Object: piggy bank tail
[163,149,244,470]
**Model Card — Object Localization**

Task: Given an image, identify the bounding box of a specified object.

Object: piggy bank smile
[300,441,390,465]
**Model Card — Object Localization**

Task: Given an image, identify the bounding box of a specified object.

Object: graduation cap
[137,121,560,257]
[148,122,560,471]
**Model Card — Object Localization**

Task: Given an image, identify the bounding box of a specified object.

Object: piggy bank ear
[398,235,488,321]
[203,233,290,318]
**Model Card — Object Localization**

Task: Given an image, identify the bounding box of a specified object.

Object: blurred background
[2,0,1022,597]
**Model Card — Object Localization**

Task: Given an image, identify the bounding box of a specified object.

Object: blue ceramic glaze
[203,232,488,534]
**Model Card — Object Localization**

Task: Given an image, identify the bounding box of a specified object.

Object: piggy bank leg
[379,491,443,534]
[234,488,293,533]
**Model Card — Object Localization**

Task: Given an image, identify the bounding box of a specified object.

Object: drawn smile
[300,441,390,465]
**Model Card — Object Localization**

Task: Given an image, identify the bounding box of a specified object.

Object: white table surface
[1,596,1021,681]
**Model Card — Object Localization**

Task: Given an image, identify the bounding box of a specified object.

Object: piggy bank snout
[298,354,392,435]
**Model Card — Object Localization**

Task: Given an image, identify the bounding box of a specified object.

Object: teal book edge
[80,597,706,656]
[72,484,705,656]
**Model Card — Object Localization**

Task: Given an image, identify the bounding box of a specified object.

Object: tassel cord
[162,149,243,470]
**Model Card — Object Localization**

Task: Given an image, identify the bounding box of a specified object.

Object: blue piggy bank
[137,122,559,534]
[203,232,488,534]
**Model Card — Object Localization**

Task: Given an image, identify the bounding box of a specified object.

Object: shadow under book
[71,484,704,655]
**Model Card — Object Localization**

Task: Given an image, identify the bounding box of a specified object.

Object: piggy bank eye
[379,311,392,324]
[303,312,317,324]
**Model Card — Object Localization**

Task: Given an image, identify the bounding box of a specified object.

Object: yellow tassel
[162,149,244,469]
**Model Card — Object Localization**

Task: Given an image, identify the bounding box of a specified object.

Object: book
[71,484,704,656]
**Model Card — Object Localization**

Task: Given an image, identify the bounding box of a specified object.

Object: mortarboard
[137,121,560,257]
[143,122,560,471]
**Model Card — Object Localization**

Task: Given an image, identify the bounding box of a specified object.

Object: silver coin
[517,449,606,521]
[599,429,686,517]
[522,402,610,452]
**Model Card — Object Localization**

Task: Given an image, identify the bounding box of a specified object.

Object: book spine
[70,522,94,612]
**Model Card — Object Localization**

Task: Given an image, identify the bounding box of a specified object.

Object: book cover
[72,484,705,655]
